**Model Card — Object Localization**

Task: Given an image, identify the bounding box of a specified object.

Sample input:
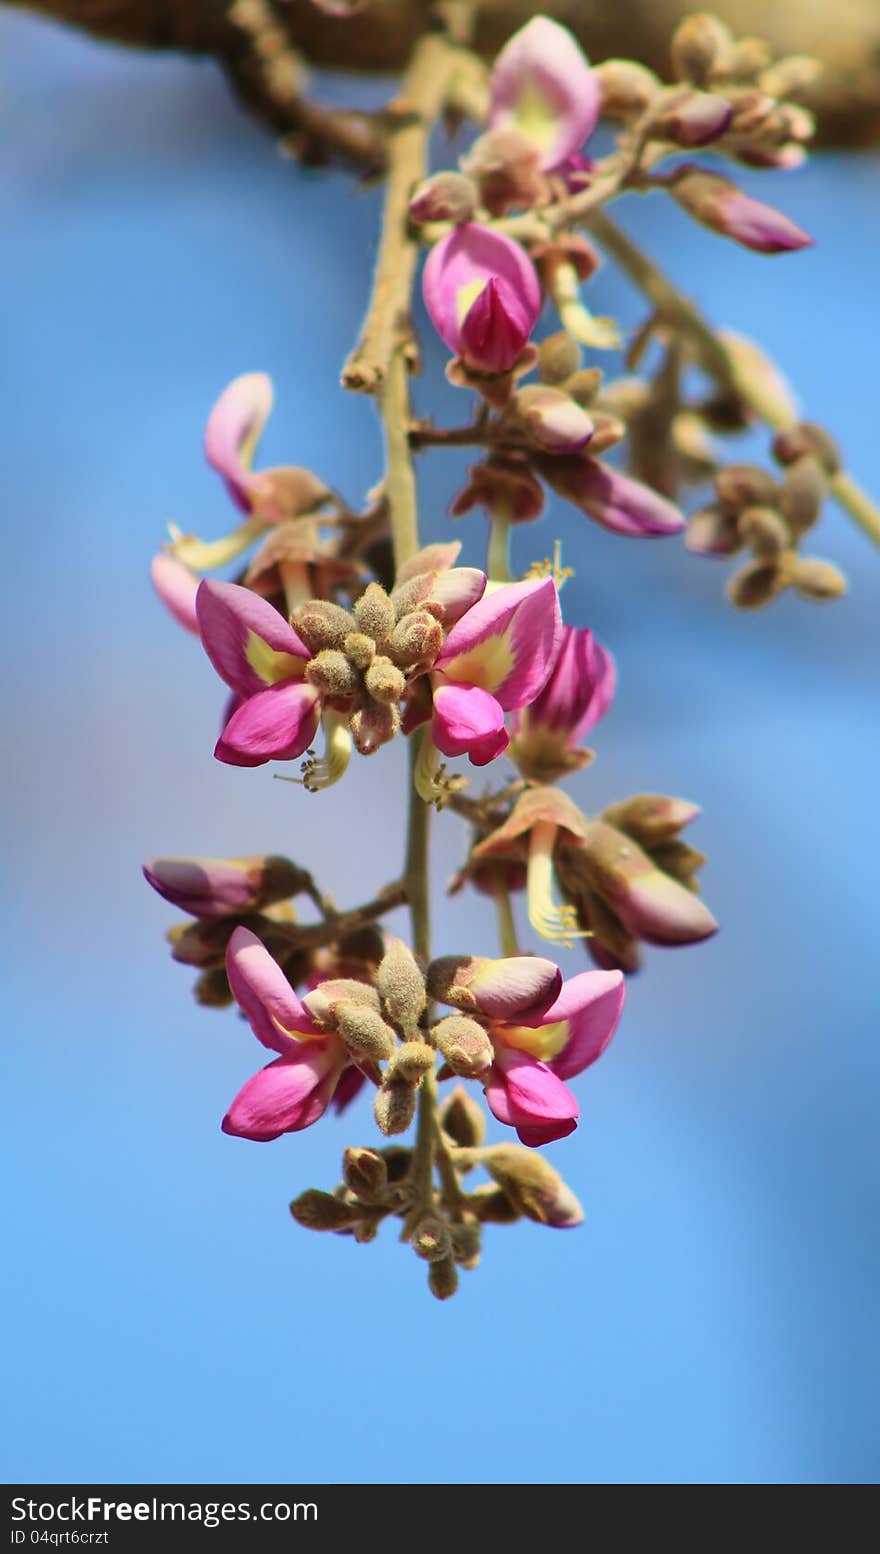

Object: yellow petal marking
[495,1019,569,1062]
[440,629,515,694]
[245,630,307,686]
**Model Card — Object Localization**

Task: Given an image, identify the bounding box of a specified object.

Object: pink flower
[541,457,686,537]
[422,224,541,373]
[196,579,320,768]
[428,953,624,1146]
[670,168,813,254]
[222,927,352,1141]
[509,625,616,782]
[431,576,562,765]
[143,854,304,920]
[488,17,600,171]
[150,553,200,635]
[204,372,330,523]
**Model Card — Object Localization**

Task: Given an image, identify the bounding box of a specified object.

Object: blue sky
[1,13,878,1485]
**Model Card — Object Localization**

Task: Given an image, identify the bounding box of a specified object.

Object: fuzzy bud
[293,598,357,652]
[602,795,700,847]
[450,1220,482,1269]
[432,1015,494,1078]
[469,1185,521,1224]
[670,13,733,86]
[303,977,379,1025]
[715,463,779,514]
[772,423,841,475]
[594,58,661,118]
[353,582,396,644]
[412,1216,453,1263]
[686,505,742,557]
[364,654,406,705]
[481,1145,585,1229]
[565,367,604,407]
[350,701,400,755]
[386,1041,436,1084]
[650,89,733,147]
[428,1256,459,1301]
[374,1080,417,1137]
[737,506,790,557]
[192,967,233,1008]
[305,648,361,698]
[778,456,826,535]
[439,1085,487,1148]
[335,1002,397,1063]
[790,557,847,601]
[537,331,582,384]
[377,938,426,1034]
[670,168,812,254]
[514,385,593,455]
[388,611,444,669]
[290,1190,358,1232]
[143,853,309,921]
[409,171,478,225]
[342,1146,389,1205]
[726,559,786,610]
[759,55,822,99]
[343,631,375,670]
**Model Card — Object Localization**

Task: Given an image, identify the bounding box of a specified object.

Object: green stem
[590,210,880,549]
[487,512,512,582]
[381,351,420,567]
[493,874,520,957]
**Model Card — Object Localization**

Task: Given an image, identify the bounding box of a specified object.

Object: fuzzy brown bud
[450,1220,482,1270]
[773,423,841,475]
[726,559,786,610]
[670,13,733,85]
[565,367,604,406]
[192,967,233,1008]
[759,55,822,100]
[468,1184,521,1224]
[342,1146,389,1205]
[537,331,582,384]
[412,1216,453,1263]
[350,701,400,756]
[715,463,779,514]
[790,557,847,601]
[343,631,375,670]
[594,58,660,118]
[377,938,426,1034]
[388,610,444,669]
[303,977,379,1025]
[335,1002,397,1063]
[481,1145,585,1229]
[305,648,361,698]
[353,582,396,644]
[737,506,790,557]
[431,1015,493,1078]
[601,794,700,846]
[409,171,478,224]
[776,457,824,539]
[374,1080,417,1137]
[386,1041,436,1084]
[439,1085,487,1149]
[428,1256,459,1301]
[364,654,406,705]
[289,1190,358,1231]
[293,598,357,652]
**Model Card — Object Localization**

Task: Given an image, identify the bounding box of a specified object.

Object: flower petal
[197,578,311,698]
[469,955,562,1021]
[422,224,541,364]
[222,1047,342,1141]
[488,17,600,170]
[543,970,625,1078]
[543,458,686,536]
[150,554,200,635]
[215,679,320,767]
[226,924,323,1052]
[204,372,273,512]
[484,1044,579,1145]
[431,682,506,759]
[435,575,561,709]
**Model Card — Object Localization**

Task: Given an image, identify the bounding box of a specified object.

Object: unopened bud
[759,55,822,99]
[650,840,706,885]
[388,610,444,669]
[726,37,772,81]
[303,977,379,1025]
[412,1216,453,1263]
[650,89,733,147]
[726,559,786,610]
[144,853,309,920]
[192,967,233,1007]
[737,505,790,557]
[168,916,234,968]
[670,169,812,254]
[335,1002,397,1062]
[514,385,593,455]
[439,1085,486,1148]
[353,582,395,644]
[686,505,743,557]
[428,1255,459,1301]
[715,463,779,514]
[290,1189,358,1231]
[432,1015,493,1078]
[595,58,660,118]
[364,654,406,705]
[350,700,400,756]
[305,648,361,698]
[386,1041,436,1084]
[537,331,582,384]
[469,1183,522,1223]
[772,422,841,475]
[293,598,357,652]
[450,1220,482,1269]
[343,1146,389,1205]
[602,794,700,846]
[377,938,426,1034]
[778,455,826,535]
[670,13,733,86]
[409,170,478,225]
[343,631,375,670]
[564,367,604,406]
[482,1145,585,1228]
[374,1079,417,1137]
[790,557,847,601]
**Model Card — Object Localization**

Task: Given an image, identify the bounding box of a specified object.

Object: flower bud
[726,559,787,610]
[439,1085,487,1148]
[450,1220,482,1269]
[353,581,395,644]
[192,967,233,1008]
[303,978,379,1024]
[650,90,733,147]
[737,506,790,557]
[412,1216,453,1263]
[343,631,375,670]
[481,1144,584,1228]
[292,598,357,652]
[772,422,841,475]
[594,58,660,118]
[460,126,543,217]
[469,1184,521,1224]
[537,331,582,384]
[686,506,743,557]
[144,854,308,920]
[514,385,593,455]
[386,1041,436,1084]
[790,557,847,601]
[670,168,812,253]
[409,171,478,225]
[290,1190,358,1231]
[432,1015,494,1078]
[364,654,406,705]
[422,223,541,375]
[778,456,826,535]
[601,795,700,846]
[428,1255,459,1301]
[374,1079,417,1137]
[335,1002,397,1063]
[577,820,718,945]
[377,938,426,1034]
[305,649,361,698]
[670,13,734,86]
[715,463,779,515]
[343,1146,389,1205]
[350,700,400,756]
[168,916,235,968]
[759,55,821,99]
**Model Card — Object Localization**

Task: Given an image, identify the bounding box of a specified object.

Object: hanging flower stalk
[144,10,878,1298]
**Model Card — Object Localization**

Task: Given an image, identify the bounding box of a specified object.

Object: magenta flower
[431,576,562,766]
[196,579,320,768]
[429,953,624,1146]
[204,372,330,523]
[143,854,304,920]
[222,926,352,1141]
[422,224,541,374]
[541,457,686,537]
[488,16,600,171]
[509,625,616,782]
[150,553,200,635]
[670,169,812,254]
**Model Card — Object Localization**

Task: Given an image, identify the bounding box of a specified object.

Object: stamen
[299,710,352,792]
[527,820,591,948]
[166,516,265,570]
[526,539,574,591]
[413,731,467,810]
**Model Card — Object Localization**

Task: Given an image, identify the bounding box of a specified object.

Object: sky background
[1,12,878,1486]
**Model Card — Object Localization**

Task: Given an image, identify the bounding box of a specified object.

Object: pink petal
[143,855,259,919]
[488,17,600,170]
[459,276,535,374]
[430,566,488,623]
[222,1046,342,1141]
[436,576,561,710]
[204,372,273,512]
[196,578,311,698]
[432,682,506,759]
[226,925,323,1053]
[484,1045,579,1145]
[150,554,200,635]
[330,1066,367,1115]
[422,224,541,364]
[468,726,511,766]
[551,460,686,537]
[543,970,625,1079]
[469,956,562,1021]
[516,625,616,742]
[395,542,463,584]
[215,679,320,767]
